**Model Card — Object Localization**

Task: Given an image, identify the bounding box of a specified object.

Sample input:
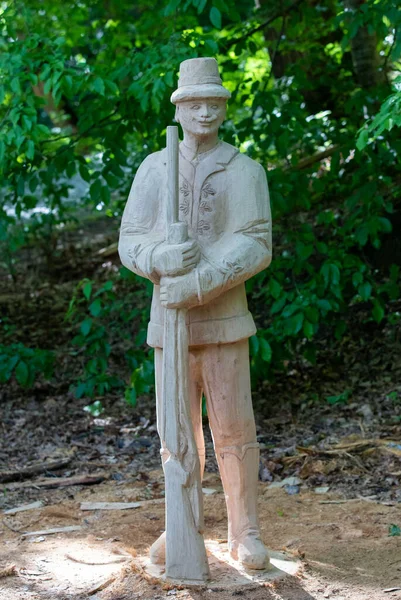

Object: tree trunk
[344,0,385,88]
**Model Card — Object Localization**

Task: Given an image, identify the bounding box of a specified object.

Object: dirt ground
[1,472,401,600]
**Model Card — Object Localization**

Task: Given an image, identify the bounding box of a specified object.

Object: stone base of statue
[135,541,301,588]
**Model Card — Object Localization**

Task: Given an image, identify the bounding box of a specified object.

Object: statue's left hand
[159,272,199,309]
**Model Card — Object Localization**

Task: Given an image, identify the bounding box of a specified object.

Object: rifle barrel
[166,126,179,231]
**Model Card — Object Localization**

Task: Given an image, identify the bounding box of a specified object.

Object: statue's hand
[153,239,200,277]
[160,272,199,309]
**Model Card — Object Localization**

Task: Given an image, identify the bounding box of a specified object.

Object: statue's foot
[149,531,166,565]
[230,533,269,570]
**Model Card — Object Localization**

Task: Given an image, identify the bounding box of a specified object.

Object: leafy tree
[1,0,400,400]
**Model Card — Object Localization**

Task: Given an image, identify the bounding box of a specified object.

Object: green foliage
[84,400,105,417]
[388,524,401,537]
[1,0,401,400]
[326,390,352,406]
[66,272,154,403]
[357,77,401,149]
[0,343,54,387]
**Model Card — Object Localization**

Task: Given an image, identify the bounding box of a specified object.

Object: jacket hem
[146,312,257,348]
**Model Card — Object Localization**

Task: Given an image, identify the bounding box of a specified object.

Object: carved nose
[200,105,211,117]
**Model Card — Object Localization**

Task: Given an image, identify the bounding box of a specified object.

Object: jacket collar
[162,141,238,201]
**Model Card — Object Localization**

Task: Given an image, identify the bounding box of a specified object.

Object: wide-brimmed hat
[170,57,231,104]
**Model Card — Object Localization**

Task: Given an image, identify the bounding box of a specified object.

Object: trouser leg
[201,340,268,570]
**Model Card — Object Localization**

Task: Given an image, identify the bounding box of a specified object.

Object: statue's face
[176,99,226,137]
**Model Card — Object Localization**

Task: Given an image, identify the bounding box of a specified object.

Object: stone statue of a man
[119,57,272,570]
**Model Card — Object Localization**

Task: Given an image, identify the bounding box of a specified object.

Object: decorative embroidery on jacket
[179,199,190,216]
[234,218,271,252]
[120,223,149,235]
[197,220,210,235]
[201,182,216,198]
[199,201,212,215]
[179,181,190,216]
[127,244,142,269]
[223,259,243,282]
[180,181,190,196]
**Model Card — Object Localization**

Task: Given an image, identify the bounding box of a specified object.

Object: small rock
[357,404,373,421]
[285,485,300,495]
[314,486,330,494]
[267,476,302,489]
[259,465,273,482]
[284,538,301,548]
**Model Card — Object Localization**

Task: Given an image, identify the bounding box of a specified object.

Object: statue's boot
[216,442,269,570]
[149,530,166,564]
[149,449,206,565]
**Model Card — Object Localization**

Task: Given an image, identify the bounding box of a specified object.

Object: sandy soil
[1,470,400,600]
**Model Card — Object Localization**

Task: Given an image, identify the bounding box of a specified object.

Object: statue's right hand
[152,239,200,277]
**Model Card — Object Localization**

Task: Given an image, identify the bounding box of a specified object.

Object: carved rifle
[161,126,210,583]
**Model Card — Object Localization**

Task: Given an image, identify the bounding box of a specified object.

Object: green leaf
[79,164,91,182]
[10,77,21,94]
[83,281,92,300]
[80,318,92,337]
[358,282,372,301]
[164,71,174,87]
[356,128,369,151]
[287,312,304,335]
[22,115,33,131]
[15,360,29,386]
[101,185,110,205]
[210,6,222,28]
[249,335,259,355]
[84,400,104,416]
[164,0,180,15]
[326,390,351,405]
[372,299,384,323]
[303,320,314,339]
[93,77,105,95]
[90,179,102,202]
[26,140,35,160]
[377,217,392,233]
[75,382,87,399]
[305,307,319,324]
[66,161,76,178]
[270,296,286,314]
[89,298,102,317]
[17,175,25,197]
[316,299,331,312]
[197,0,207,13]
[321,263,340,288]
[269,279,282,299]
[125,386,137,407]
[259,338,272,362]
[389,524,401,537]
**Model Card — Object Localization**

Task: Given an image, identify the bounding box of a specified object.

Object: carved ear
[175,106,180,123]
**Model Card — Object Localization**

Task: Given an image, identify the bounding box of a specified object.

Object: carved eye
[211,105,218,109]
[191,104,200,110]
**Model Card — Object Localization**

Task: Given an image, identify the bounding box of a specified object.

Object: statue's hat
[170,57,231,104]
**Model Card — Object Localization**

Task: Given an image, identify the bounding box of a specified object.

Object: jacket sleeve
[118,154,165,284]
[195,162,272,305]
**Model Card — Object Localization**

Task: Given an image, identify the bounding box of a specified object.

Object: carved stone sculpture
[119,57,272,580]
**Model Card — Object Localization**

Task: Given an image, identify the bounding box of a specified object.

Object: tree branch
[224,0,305,50]
[282,144,342,171]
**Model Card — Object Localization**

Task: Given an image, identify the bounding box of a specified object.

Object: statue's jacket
[119,141,272,348]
